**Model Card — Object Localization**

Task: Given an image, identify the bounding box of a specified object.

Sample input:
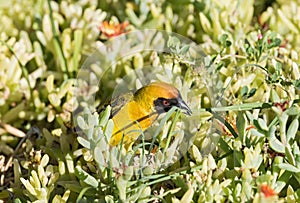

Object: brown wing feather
[97,92,134,118]
[110,92,133,117]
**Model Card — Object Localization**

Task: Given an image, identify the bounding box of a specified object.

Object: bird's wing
[110,92,134,118]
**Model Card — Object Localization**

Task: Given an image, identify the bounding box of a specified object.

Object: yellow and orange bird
[107,82,192,149]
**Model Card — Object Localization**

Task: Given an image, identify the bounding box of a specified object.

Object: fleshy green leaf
[77,137,91,149]
[75,165,99,188]
[287,118,299,142]
[236,111,246,142]
[277,163,300,173]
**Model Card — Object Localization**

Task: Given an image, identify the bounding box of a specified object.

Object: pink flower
[258,33,263,40]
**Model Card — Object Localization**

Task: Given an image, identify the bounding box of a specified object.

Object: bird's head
[134,82,192,116]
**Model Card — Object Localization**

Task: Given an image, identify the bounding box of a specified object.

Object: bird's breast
[109,100,158,147]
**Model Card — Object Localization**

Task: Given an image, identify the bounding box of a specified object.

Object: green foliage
[0,0,300,202]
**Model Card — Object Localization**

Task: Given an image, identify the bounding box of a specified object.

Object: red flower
[99,21,129,38]
[260,184,277,198]
[274,100,289,112]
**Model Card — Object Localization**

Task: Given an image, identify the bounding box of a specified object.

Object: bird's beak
[178,98,192,116]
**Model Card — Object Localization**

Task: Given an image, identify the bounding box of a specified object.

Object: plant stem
[0,40,34,105]
[47,0,69,79]
[163,110,180,155]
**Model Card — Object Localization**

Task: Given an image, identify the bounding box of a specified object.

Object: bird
[106,81,192,150]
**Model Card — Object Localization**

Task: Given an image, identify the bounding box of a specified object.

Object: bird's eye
[163,99,169,106]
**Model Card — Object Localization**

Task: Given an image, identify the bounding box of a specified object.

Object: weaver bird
[106,82,192,150]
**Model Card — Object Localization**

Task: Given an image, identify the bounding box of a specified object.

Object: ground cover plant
[0,0,300,202]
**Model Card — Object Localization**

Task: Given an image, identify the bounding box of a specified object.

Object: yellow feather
[109,100,158,148]
[107,82,191,150]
